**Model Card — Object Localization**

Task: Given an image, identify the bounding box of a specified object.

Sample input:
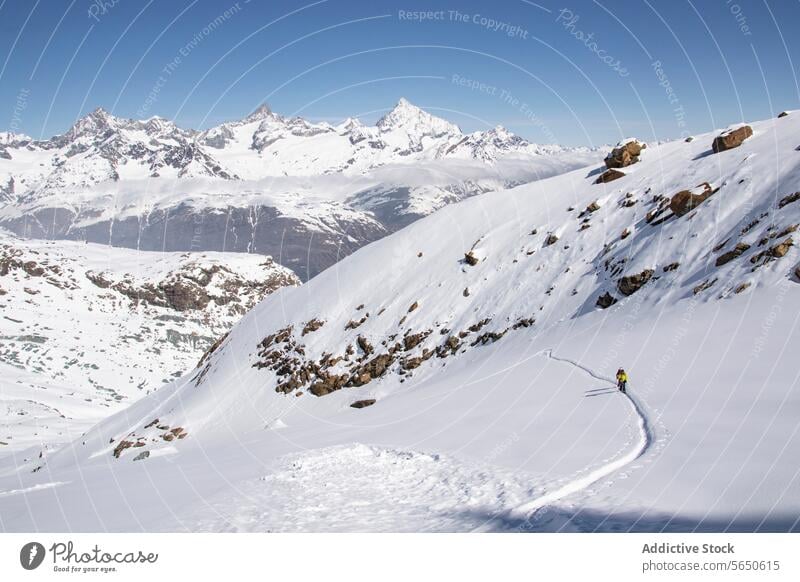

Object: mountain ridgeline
[0,99,600,279]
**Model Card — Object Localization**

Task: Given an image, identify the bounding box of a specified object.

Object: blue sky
[1,0,798,146]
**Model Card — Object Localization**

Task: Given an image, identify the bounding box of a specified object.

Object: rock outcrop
[617,269,654,296]
[595,169,625,184]
[716,243,751,267]
[712,125,753,153]
[604,139,645,169]
[596,292,618,309]
[669,182,717,217]
[778,192,799,209]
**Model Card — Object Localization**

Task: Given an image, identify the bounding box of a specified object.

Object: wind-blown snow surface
[2,114,800,532]
[0,232,298,466]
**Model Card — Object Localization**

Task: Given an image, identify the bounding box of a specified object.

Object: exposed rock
[347,353,394,387]
[605,140,645,169]
[512,317,535,329]
[159,279,210,311]
[436,335,461,358]
[579,201,600,217]
[350,399,376,409]
[302,318,325,335]
[795,266,800,281]
[620,228,631,240]
[693,278,717,294]
[775,224,798,239]
[771,237,794,258]
[734,282,751,294]
[356,335,374,356]
[403,329,432,351]
[684,136,694,142]
[113,440,134,458]
[778,111,789,118]
[196,331,229,368]
[778,192,799,209]
[662,262,680,272]
[544,233,559,247]
[595,169,625,184]
[472,330,507,346]
[713,239,731,253]
[617,269,654,296]
[345,316,367,330]
[401,349,434,370]
[669,182,717,217]
[309,373,348,396]
[464,251,479,266]
[407,301,419,313]
[712,125,753,153]
[133,451,150,462]
[467,318,491,333]
[463,287,470,297]
[596,292,617,309]
[716,243,751,267]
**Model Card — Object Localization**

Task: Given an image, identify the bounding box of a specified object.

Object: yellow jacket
[616,372,628,382]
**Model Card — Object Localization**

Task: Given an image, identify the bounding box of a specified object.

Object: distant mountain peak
[245,103,277,123]
[377,98,461,138]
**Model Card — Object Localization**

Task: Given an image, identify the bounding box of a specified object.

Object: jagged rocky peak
[337,117,364,132]
[141,115,185,137]
[244,103,279,123]
[377,97,461,138]
[69,107,120,139]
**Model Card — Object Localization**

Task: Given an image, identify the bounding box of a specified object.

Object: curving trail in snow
[473,349,654,532]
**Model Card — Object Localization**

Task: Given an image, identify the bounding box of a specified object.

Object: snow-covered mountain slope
[4,112,798,532]
[0,100,601,279]
[0,231,298,461]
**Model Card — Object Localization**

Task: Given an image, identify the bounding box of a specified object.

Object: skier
[616,368,628,393]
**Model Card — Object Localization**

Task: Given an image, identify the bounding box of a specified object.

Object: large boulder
[604,139,645,169]
[711,125,753,153]
[595,169,625,184]
[669,182,717,217]
[617,269,654,296]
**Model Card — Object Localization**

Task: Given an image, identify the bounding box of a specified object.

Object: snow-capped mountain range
[0,99,601,279]
[4,112,798,532]
[0,97,588,193]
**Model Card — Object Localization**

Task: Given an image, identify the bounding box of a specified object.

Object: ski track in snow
[473,349,654,532]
